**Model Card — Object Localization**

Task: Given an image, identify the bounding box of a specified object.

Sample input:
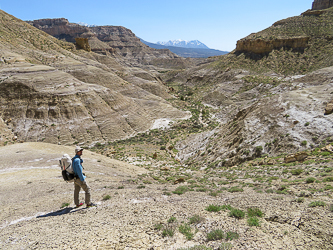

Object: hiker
[72,146,96,208]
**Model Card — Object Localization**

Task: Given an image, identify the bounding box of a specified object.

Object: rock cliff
[236,36,309,54]
[312,0,333,10]
[27,18,181,66]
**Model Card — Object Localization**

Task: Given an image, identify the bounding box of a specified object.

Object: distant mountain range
[141,39,228,58]
[157,39,209,49]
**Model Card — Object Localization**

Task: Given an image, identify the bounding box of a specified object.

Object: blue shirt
[72,155,85,182]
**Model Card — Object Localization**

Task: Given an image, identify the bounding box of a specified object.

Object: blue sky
[1,0,314,51]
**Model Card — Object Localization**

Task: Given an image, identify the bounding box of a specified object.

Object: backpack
[59,154,75,182]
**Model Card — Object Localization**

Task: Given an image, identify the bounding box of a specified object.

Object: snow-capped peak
[156,40,209,49]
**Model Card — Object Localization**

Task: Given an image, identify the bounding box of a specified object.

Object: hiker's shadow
[37,207,81,218]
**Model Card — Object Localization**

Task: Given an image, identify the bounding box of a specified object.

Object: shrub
[306,177,316,183]
[206,229,224,241]
[61,202,70,208]
[247,208,263,218]
[229,208,245,219]
[291,168,303,175]
[179,223,194,240]
[154,223,163,230]
[226,231,239,241]
[301,141,307,146]
[137,185,146,189]
[329,204,333,212]
[248,217,260,227]
[173,186,189,195]
[206,204,221,212]
[221,204,233,211]
[162,226,174,237]
[228,187,244,193]
[118,186,124,189]
[309,201,326,207]
[168,216,177,223]
[189,214,205,224]
[323,177,333,182]
[209,191,218,197]
[102,195,111,200]
[296,197,304,203]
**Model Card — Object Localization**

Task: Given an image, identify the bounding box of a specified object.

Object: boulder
[324,100,333,115]
[284,152,308,163]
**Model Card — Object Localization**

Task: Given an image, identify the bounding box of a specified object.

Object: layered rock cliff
[27,18,180,66]
[312,0,333,10]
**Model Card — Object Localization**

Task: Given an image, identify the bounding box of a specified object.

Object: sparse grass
[229,208,245,219]
[168,216,177,223]
[228,187,244,193]
[162,226,174,237]
[206,204,222,212]
[206,229,224,241]
[226,231,239,241]
[61,202,70,208]
[177,246,212,250]
[309,201,326,207]
[291,168,303,175]
[218,243,233,250]
[247,217,260,227]
[173,186,189,195]
[154,223,163,230]
[247,207,264,217]
[189,214,205,224]
[102,195,111,200]
[306,177,316,184]
[179,223,194,240]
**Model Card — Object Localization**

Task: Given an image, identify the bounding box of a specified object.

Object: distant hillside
[141,39,228,58]
[157,39,209,49]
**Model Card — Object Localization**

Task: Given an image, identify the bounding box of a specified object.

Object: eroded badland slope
[1,3,333,250]
[0,10,189,147]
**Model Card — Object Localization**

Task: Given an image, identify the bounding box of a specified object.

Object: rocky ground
[1,142,332,250]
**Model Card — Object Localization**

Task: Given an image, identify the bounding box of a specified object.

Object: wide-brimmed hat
[75,146,84,154]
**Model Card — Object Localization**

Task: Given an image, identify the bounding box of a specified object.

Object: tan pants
[74,178,91,206]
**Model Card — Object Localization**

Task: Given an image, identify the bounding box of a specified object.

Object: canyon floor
[0,142,332,250]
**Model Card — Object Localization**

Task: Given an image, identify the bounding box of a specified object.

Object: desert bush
[247,207,263,217]
[179,223,194,240]
[247,217,260,227]
[154,223,163,230]
[173,186,189,195]
[206,204,221,212]
[291,168,303,175]
[306,177,316,183]
[228,187,244,193]
[323,177,333,182]
[225,231,239,241]
[229,208,245,219]
[137,185,146,189]
[162,226,174,237]
[309,201,326,207]
[168,216,177,223]
[206,229,224,241]
[189,214,205,224]
[61,202,70,208]
[102,195,111,200]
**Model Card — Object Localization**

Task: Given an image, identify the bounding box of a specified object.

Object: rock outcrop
[27,18,181,66]
[236,36,309,54]
[312,0,333,10]
[75,37,91,52]
[325,100,333,115]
